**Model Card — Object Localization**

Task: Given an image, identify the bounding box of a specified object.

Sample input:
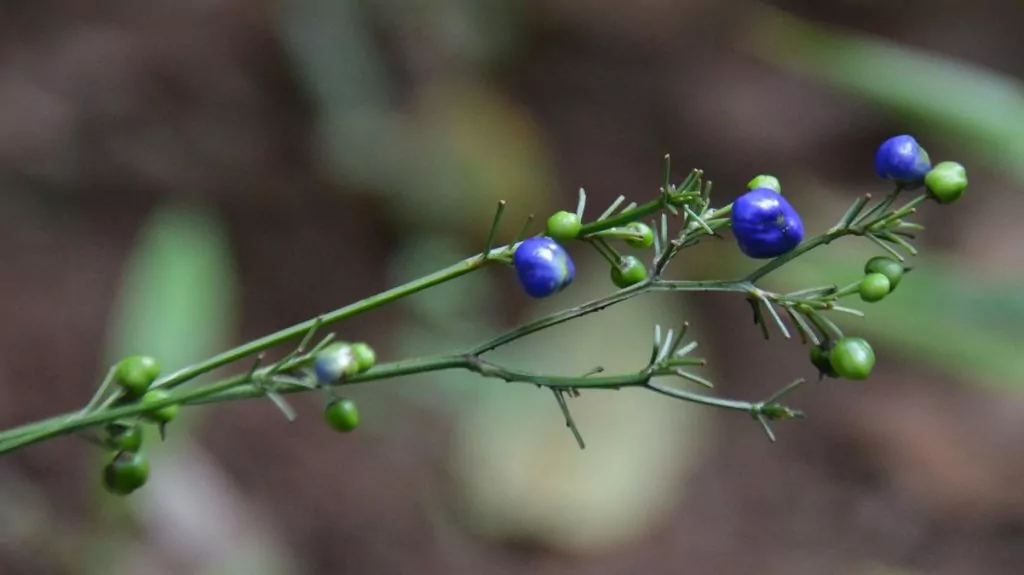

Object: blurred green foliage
[105,205,237,375]
[756,8,1024,180]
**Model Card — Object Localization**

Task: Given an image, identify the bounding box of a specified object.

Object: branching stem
[0,182,927,454]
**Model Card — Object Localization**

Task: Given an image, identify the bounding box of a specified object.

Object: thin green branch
[0,172,943,456]
[577,188,696,237]
[153,247,509,392]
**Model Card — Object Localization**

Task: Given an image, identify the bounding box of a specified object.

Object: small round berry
[747,174,782,194]
[140,389,180,424]
[611,256,648,288]
[925,161,968,204]
[513,237,576,298]
[809,345,837,379]
[114,355,160,396]
[546,211,583,242]
[314,343,360,384]
[730,188,804,259]
[351,342,376,373]
[625,222,655,248]
[875,135,931,185]
[859,273,892,303]
[104,423,143,452]
[864,256,904,290]
[324,398,360,432]
[828,337,876,380]
[102,451,150,496]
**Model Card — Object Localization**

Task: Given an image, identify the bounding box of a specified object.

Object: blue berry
[314,343,359,384]
[513,237,575,298]
[875,135,931,185]
[730,188,804,259]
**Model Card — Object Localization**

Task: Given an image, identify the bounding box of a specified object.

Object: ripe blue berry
[730,188,804,259]
[875,135,931,185]
[513,237,575,298]
[314,343,360,385]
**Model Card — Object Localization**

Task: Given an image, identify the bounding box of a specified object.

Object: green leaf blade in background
[105,204,237,372]
[751,7,1024,180]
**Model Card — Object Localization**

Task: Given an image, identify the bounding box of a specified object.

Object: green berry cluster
[805,256,906,382]
[546,211,656,289]
[99,355,172,496]
[859,256,904,303]
[313,341,377,433]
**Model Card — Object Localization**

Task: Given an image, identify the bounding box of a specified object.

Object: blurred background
[1,1,1023,574]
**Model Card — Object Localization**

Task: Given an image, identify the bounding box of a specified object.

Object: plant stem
[579,194,683,237]
[468,278,746,355]
[0,277,766,454]
[745,229,847,283]
[0,347,771,454]
[0,188,928,455]
[153,247,507,391]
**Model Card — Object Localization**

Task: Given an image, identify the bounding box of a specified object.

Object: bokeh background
[2,1,1023,574]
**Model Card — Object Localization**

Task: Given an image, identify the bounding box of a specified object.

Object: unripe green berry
[104,423,143,452]
[625,222,654,248]
[351,342,376,373]
[140,389,180,424]
[114,355,160,396]
[747,174,782,194]
[828,337,875,381]
[546,211,582,242]
[324,398,360,432]
[611,256,648,288]
[924,161,967,204]
[864,256,904,290]
[103,451,150,495]
[809,345,837,379]
[859,273,891,303]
